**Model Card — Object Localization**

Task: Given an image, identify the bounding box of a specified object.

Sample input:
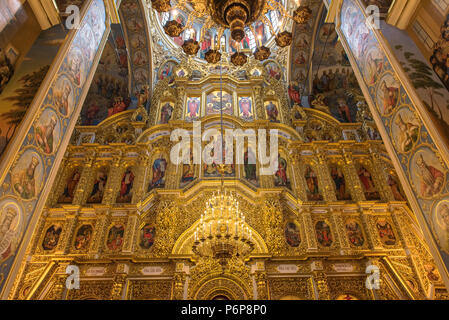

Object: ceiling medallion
[253,46,270,61]
[151,0,171,12]
[293,5,313,24]
[152,0,313,64]
[182,39,200,55]
[275,30,292,47]
[207,0,266,42]
[163,20,183,37]
[230,51,248,66]
[205,49,222,64]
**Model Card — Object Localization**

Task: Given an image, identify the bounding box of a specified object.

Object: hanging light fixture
[150,0,313,63]
[191,59,255,268]
[192,187,255,268]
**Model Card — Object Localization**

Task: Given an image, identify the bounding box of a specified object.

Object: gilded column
[46,155,68,207]
[368,147,392,201]
[111,274,127,300]
[72,150,96,205]
[315,148,337,202]
[132,153,149,203]
[88,211,110,257]
[302,208,318,251]
[314,272,330,300]
[290,151,307,201]
[45,275,68,300]
[261,196,284,256]
[341,147,365,201]
[174,86,186,120]
[254,86,265,120]
[255,272,268,300]
[331,209,350,250]
[173,272,187,300]
[122,213,138,254]
[102,153,122,205]
[56,211,79,254]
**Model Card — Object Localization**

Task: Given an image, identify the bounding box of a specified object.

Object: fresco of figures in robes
[238,96,254,121]
[375,218,396,246]
[274,155,290,189]
[330,165,351,200]
[148,156,167,191]
[74,224,93,250]
[159,101,174,124]
[203,143,235,178]
[180,152,196,188]
[357,165,380,200]
[285,222,301,247]
[116,167,135,203]
[42,224,62,251]
[264,100,280,122]
[185,97,200,121]
[139,223,156,249]
[106,224,124,251]
[315,220,333,247]
[87,168,109,203]
[305,165,323,201]
[345,219,364,246]
[243,147,258,187]
[58,168,81,203]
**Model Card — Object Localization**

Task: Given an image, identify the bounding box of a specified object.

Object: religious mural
[203,143,235,178]
[264,60,282,81]
[243,147,258,187]
[345,219,364,246]
[139,223,155,249]
[431,13,449,92]
[180,152,196,188]
[391,107,420,153]
[206,91,233,116]
[116,167,135,203]
[375,218,396,246]
[0,201,22,263]
[0,26,66,159]
[264,100,280,122]
[0,0,107,292]
[106,224,124,251]
[185,97,200,121]
[148,155,167,191]
[34,108,61,154]
[159,101,174,124]
[315,220,333,247]
[305,165,323,201]
[10,151,41,201]
[87,167,109,203]
[387,174,406,201]
[81,24,130,125]
[330,165,351,200]
[285,222,300,247]
[74,224,93,250]
[238,96,253,121]
[42,224,62,251]
[339,0,449,273]
[356,165,380,200]
[58,168,81,204]
[158,60,176,82]
[274,155,290,189]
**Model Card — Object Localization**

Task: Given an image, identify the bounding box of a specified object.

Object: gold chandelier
[192,183,255,268]
[150,0,312,66]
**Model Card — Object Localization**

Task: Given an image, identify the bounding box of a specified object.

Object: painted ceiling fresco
[289,3,370,125]
[79,0,152,126]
